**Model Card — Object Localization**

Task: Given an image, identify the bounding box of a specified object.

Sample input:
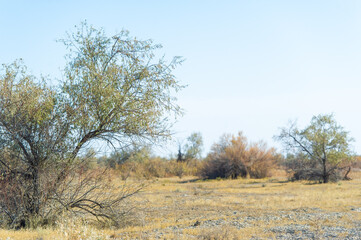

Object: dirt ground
[0,171,360,239]
[114,171,361,239]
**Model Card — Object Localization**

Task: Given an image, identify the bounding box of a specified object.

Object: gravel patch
[133,207,361,239]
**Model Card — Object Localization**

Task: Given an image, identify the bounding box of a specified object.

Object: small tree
[177,132,203,162]
[184,132,203,160]
[276,114,354,183]
[0,22,183,228]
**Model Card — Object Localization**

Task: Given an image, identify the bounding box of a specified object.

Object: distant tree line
[95,114,358,184]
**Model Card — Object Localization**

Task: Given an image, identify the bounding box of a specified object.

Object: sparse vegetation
[0,172,360,239]
[1,18,361,240]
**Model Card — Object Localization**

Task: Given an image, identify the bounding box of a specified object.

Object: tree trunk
[31,166,40,215]
[343,166,352,180]
[322,174,329,183]
[322,159,329,183]
[23,162,41,228]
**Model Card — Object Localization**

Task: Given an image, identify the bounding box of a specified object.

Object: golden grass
[0,174,360,239]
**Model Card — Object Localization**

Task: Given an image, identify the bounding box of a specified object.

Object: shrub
[198,226,240,240]
[114,156,201,180]
[199,132,277,179]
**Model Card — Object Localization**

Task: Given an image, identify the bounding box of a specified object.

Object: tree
[184,132,203,160]
[276,114,354,183]
[200,132,277,179]
[177,132,203,162]
[0,22,183,228]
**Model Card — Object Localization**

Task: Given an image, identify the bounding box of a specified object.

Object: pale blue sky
[1,1,361,156]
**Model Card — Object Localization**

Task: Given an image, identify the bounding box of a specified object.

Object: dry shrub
[0,161,143,229]
[199,132,277,179]
[198,226,240,240]
[51,167,143,228]
[199,133,248,179]
[170,159,200,178]
[246,142,278,178]
[55,214,112,240]
[283,153,357,182]
[117,158,200,180]
[117,158,168,180]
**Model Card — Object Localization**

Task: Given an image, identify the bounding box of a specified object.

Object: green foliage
[100,145,152,169]
[277,114,354,183]
[177,132,203,162]
[184,132,203,160]
[60,22,183,156]
[0,22,183,228]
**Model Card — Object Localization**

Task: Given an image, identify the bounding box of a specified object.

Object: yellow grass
[0,173,360,239]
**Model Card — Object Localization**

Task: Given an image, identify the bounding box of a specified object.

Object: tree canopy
[177,132,203,162]
[276,114,354,183]
[0,22,183,228]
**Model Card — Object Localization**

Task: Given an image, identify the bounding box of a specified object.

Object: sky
[1,1,361,157]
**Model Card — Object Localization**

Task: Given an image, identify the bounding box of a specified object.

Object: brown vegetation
[0,172,360,239]
[109,158,199,180]
[199,132,278,179]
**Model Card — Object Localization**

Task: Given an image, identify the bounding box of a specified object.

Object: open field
[0,171,360,239]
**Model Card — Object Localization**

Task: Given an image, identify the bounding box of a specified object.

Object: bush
[198,226,240,240]
[0,163,143,229]
[114,157,200,180]
[199,132,277,179]
[283,153,354,182]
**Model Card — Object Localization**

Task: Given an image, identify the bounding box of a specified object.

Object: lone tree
[0,22,183,228]
[276,114,354,183]
[177,132,203,162]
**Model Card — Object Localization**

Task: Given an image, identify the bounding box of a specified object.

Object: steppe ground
[0,170,360,239]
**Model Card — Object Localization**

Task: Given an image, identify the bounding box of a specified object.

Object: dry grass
[0,171,360,239]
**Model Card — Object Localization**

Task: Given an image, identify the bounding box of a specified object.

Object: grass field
[0,171,360,239]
